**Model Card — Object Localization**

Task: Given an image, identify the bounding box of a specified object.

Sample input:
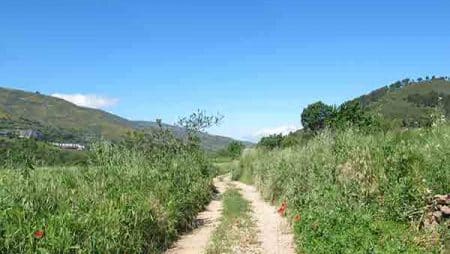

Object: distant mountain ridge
[0,87,251,151]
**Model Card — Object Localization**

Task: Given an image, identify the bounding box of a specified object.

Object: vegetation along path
[166,175,296,254]
[165,176,230,254]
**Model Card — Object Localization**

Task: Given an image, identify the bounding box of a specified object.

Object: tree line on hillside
[357,75,449,107]
[406,91,450,116]
[258,100,381,149]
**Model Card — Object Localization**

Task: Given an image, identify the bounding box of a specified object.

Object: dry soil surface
[166,176,296,254]
[233,181,296,254]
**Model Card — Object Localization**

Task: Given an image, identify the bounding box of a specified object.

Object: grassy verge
[213,160,239,176]
[238,126,450,253]
[0,143,213,253]
[207,188,259,254]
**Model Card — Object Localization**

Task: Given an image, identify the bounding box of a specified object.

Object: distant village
[0,129,86,151]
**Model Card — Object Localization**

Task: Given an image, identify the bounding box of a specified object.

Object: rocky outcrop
[422,194,450,229]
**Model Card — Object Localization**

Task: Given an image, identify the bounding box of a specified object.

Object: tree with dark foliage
[258,133,283,149]
[301,101,334,132]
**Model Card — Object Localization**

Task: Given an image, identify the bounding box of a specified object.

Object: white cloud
[51,93,118,109]
[247,125,300,142]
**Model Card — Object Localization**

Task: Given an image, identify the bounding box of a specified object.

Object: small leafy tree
[389,81,402,89]
[116,110,223,176]
[177,110,223,133]
[177,110,223,149]
[301,101,334,132]
[122,110,223,154]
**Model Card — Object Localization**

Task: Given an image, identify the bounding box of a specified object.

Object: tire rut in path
[233,181,296,254]
[166,176,296,254]
[165,176,230,254]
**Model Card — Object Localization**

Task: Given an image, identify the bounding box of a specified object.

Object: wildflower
[34,230,44,239]
[277,201,287,217]
[293,214,301,223]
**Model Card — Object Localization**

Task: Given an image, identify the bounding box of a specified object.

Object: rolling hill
[0,87,250,151]
[352,77,450,127]
[283,77,450,144]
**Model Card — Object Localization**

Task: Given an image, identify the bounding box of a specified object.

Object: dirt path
[166,175,296,254]
[165,176,230,254]
[233,181,296,254]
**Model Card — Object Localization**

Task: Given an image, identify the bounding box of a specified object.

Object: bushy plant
[279,130,314,149]
[327,101,381,133]
[213,141,245,160]
[257,133,283,149]
[226,141,245,159]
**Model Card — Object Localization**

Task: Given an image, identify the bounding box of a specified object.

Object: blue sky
[1,0,449,141]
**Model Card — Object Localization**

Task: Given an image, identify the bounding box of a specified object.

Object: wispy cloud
[246,125,300,142]
[51,93,118,109]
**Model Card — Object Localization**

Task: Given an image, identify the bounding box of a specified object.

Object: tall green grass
[0,143,213,253]
[235,126,450,253]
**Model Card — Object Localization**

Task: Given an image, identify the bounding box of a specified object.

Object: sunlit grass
[238,126,450,253]
[0,144,213,253]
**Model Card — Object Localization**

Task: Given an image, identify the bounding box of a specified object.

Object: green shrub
[258,133,283,149]
[327,101,381,133]
[213,141,245,160]
[280,130,314,148]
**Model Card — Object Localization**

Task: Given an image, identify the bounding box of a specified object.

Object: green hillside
[0,87,249,150]
[354,77,450,127]
[0,87,132,141]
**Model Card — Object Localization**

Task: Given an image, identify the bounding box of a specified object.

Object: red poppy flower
[293,214,301,223]
[34,230,44,239]
[277,201,287,217]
